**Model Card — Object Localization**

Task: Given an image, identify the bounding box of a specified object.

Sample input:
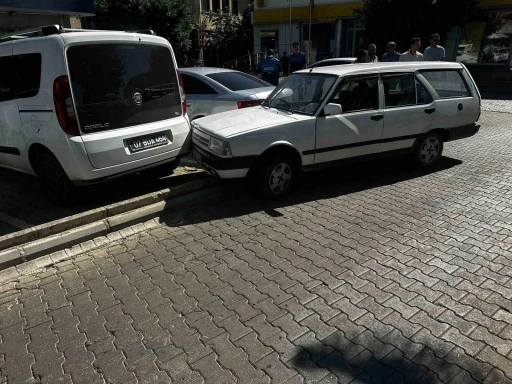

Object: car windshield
[206,72,271,91]
[263,73,338,115]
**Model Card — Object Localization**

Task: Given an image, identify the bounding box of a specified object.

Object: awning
[0,0,95,16]
[487,32,511,39]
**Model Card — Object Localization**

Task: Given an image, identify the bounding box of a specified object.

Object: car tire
[258,155,297,198]
[414,132,444,167]
[36,151,74,202]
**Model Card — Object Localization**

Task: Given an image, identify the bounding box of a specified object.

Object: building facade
[0,0,94,33]
[253,0,512,89]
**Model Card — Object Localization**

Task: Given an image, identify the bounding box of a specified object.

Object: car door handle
[371,114,384,121]
[425,107,436,114]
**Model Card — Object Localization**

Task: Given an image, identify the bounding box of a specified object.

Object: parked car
[307,57,356,68]
[179,68,275,120]
[0,25,190,201]
[190,62,481,198]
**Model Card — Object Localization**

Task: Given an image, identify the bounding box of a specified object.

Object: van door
[0,42,24,170]
[420,69,478,128]
[379,73,435,153]
[315,75,384,163]
[66,42,188,169]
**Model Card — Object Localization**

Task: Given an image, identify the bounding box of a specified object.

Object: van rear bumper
[70,146,189,184]
[447,123,480,142]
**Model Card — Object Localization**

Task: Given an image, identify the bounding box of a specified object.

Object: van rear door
[66,41,188,169]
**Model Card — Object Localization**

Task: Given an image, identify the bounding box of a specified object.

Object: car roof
[316,58,356,62]
[179,67,240,75]
[298,61,465,76]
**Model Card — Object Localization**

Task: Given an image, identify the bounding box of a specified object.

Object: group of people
[257,33,446,86]
[356,34,446,63]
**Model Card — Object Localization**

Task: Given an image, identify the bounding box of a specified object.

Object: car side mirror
[323,103,342,116]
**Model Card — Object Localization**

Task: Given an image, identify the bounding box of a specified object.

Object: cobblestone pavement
[0,162,204,237]
[1,111,512,384]
[481,99,512,114]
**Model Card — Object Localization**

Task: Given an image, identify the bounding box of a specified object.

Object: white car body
[191,62,481,182]
[0,26,190,189]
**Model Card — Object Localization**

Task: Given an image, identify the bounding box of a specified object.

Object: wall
[0,0,94,15]
[0,13,72,33]
[253,21,301,54]
[255,0,359,10]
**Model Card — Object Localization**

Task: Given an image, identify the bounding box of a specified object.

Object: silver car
[179,67,275,120]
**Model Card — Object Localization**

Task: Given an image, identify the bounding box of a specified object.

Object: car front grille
[192,130,210,149]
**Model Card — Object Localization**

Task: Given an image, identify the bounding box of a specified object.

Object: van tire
[37,151,73,202]
[413,132,444,167]
[258,155,297,198]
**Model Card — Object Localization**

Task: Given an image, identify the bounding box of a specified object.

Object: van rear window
[67,43,181,133]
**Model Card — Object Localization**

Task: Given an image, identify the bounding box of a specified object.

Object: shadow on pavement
[0,167,206,237]
[480,90,512,100]
[162,155,463,228]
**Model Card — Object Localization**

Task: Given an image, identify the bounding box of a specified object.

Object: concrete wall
[0,13,73,33]
[253,21,301,54]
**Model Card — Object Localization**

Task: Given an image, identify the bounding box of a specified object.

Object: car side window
[17,53,42,99]
[181,74,217,95]
[382,74,433,108]
[328,76,379,114]
[421,70,470,99]
[0,56,16,102]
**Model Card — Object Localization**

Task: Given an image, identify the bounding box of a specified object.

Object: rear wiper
[144,84,176,99]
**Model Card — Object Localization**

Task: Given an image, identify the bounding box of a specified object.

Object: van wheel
[414,133,444,167]
[37,152,73,202]
[258,155,297,198]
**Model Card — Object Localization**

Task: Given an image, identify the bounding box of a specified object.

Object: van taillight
[53,75,79,136]
[237,100,265,109]
[177,72,187,116]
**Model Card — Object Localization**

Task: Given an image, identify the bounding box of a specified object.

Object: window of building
[222,0,230,12]
[0,56,16,102]
[232,0,239,15]
[421,70,471,99]
[212,0,221,12]
[382,74,433,108]
[456,12,512,65]
[329,76,379,114]
[201,0,210,12]
[17,53,42,99]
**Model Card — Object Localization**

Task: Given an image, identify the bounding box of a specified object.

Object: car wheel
[258,155,297,198]
[37,151,73,202]
[414,132,444,167]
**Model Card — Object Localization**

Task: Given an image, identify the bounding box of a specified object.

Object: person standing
[289,42,306,74]
[382,42,401,62]
[424,33,446,61]
[399,38,424,62]
[353,49,369,64]
[257,49,283,86]
[280,51,290,76]
[368,44,379,62]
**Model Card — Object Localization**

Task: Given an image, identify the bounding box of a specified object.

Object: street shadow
[0,166,206,237]
[481,90,512,100]
[289,335,475,384]
[160,155,463,228]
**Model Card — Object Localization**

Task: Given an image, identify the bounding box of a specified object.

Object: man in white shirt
[399,38,424,62]
[368,44,379,62]
[424,33,446,61]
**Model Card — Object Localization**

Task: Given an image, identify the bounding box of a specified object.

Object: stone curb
[0,181,235,271]
[0,174,214,253]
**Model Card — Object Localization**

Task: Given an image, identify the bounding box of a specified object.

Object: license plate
[128,134,168,153]
[191,149,202,163]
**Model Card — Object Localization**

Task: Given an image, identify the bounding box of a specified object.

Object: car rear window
[206,72,270,91]
[67,43,181,133]
[421,70,471,99]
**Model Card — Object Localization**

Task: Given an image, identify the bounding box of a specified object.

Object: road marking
[0,213,32,230]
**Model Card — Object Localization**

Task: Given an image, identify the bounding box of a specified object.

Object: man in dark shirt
[280,51,290,76]
[289,42,306,74]
[258,49,283,86]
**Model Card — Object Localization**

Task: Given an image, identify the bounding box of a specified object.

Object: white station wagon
[191,62,481,197]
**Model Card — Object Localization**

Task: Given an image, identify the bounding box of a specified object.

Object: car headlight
[209,137,232,156]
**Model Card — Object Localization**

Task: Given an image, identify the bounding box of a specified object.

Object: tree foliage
[354,0,497,53]
[93,0,194,53]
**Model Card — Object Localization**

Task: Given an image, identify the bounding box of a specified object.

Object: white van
[191,62,481,197]
[0,25,190,201]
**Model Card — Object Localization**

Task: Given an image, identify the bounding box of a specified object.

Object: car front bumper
[190,144,257,179]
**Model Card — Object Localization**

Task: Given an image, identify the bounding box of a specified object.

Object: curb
[0,173,212,253]
[0,181,239,271]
